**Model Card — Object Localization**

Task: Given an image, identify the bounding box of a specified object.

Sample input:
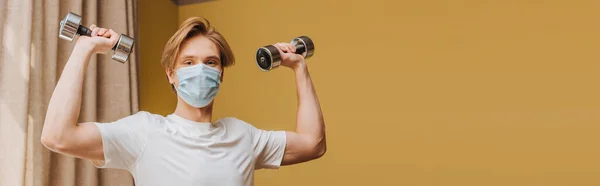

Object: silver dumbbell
[59,12,134,63]
[255,36,315,71]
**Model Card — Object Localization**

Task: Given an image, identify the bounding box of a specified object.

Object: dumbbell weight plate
[256,45,281,71]
[111,35,135,63]
[291,36,314,59]
[59,12,82,42]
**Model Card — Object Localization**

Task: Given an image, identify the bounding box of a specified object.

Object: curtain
[0,0,139,185]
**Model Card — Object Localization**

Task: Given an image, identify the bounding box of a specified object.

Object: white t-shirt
[91,111,287,186]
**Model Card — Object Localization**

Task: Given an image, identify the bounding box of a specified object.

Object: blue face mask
[175,63,221,108]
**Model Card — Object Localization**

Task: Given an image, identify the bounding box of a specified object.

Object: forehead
[178,35,219,58]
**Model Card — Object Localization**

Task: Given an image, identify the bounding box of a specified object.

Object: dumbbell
[255,36,315,71]
[59,12,134,63]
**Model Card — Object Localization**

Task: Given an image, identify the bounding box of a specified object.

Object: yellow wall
[139,0,600,185]
[138,0,179,115]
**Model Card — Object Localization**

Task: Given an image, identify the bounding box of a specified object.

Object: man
[41,17,326,186]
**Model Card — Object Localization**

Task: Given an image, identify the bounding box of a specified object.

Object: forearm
[294,64,326,150]
[41,46,92,143]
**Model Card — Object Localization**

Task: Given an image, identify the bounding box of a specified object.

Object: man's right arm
[41,26,119,161]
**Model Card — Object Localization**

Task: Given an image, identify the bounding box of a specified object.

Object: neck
[173,97,213,123]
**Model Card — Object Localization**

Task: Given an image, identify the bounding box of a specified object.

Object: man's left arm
[272,43,327,166]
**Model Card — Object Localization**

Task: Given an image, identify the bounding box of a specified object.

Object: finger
[91,27,100,37]
[102,30,112,38]
[108,29,120,45]
[273,43,287,53]
[286,43,296,53]
[278,43,288,53]
[282,43,292,53]
[98,28,107,36]
[89,24,97,30]
[272,43,286,55]
[289,44,297,53]
[283,43,294,53]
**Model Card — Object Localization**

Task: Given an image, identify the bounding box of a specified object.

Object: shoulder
[120,111,163,122]
[218,117,247,126]
[217,117,256,131]
[136,111,166,123]
[108,111,166,130]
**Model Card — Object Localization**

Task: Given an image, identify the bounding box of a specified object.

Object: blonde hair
[161,17,235,71]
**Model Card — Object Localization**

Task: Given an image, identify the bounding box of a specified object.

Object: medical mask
[175,63,221,108]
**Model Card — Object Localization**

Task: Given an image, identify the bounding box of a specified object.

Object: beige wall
[141,0,600,185]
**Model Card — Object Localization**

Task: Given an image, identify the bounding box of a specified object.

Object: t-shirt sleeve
[241,119,287,169]
[90,111,155,170]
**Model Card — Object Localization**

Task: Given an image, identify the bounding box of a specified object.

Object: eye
[183,60,193,66]
[206,60,218,66]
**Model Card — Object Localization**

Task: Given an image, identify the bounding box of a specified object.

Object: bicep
[59,122,104,161]
[282,131,321,166]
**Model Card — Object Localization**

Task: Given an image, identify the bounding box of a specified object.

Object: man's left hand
[272,43,306,71]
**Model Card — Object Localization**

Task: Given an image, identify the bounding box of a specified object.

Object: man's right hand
[75,24,119,54]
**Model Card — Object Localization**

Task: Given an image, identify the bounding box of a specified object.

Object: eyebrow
[179,55,220,61]
[204,55,221,61]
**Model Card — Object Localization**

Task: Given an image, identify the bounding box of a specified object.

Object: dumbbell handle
[294,44,306,55]
[76,25,119,51]
[76,26,93,37]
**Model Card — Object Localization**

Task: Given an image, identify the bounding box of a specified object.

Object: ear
[166,68,175,84]
[220,68,225,82]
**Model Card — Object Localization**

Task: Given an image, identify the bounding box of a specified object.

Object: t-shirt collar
[166,113,215,131]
